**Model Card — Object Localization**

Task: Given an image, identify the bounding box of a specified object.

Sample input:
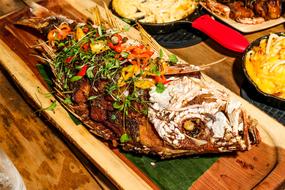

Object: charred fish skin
[14,6,260,158]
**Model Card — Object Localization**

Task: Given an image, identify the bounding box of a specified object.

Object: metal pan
[110,1,249,53]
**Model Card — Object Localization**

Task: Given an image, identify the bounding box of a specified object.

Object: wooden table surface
[0,0,284,189]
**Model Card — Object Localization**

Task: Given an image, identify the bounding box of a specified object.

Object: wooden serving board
[0,0,284,189]
[200,2,285,33]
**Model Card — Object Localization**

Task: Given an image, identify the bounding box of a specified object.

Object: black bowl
[242,32,285,110]
[109,0,202,34]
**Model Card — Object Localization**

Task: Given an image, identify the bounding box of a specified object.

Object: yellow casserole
[112,0,197,23]
[245,33,285,99]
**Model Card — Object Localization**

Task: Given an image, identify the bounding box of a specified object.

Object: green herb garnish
[88,96,98,100]
[111,114,117,121]
[63,97,72,104]
[70,76,82,82]
[156,82,166,93]
[169,54,178,64]
[45,101,57,111]
[159,49,164,59]
[120,133,130,143]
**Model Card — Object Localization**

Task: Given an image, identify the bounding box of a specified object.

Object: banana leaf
[37,64,219,189]
[124,152,218,190]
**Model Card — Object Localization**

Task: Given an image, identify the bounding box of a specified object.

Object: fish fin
[22,0,52,17]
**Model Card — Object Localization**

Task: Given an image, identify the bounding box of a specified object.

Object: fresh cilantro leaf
[58,42,65,47]
[88,96,98,100]
[113,101,124,111]
[156,82,165,93]
[122,18,132,24]
[120,133,130,143]
[90,38,95,45]
[86,66,95,79]
[98,26,103,36]
[169,54,178,64]
[70,76,82,82]
[45,101,57,111]
[123,25,131,31]
[159,49,164,59]
[110,114,117,121]
[120,51,129,58]
[142,109,148,116]
[63,97,72,104]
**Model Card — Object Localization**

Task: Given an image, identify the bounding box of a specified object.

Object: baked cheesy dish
[245,33,285,99]
[112,0,198,23]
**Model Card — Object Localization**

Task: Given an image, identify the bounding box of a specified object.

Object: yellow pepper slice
[134,79,155,89]
[76,27,85,41]
[90,40,109,54]
[118,65,140,87]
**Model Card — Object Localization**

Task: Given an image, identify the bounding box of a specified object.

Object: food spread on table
[14,3,261,158]
[204,0,282,24]
[112,0,198,23]
[245,33,285,99]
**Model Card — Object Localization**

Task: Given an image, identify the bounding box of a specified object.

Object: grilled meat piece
[72,79,91,104]
[210,0,282,23]
[206,0,231,18]
[229,1,255,20]
[254,0,281,20]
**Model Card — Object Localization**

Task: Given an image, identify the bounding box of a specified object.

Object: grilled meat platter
[204,0,282,24]
[14,2,260,158]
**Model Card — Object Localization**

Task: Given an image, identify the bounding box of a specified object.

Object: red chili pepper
[82,43,89,51]
[114,54,120,59]
[142,58,150,69]
[108,42,123,53]
[57,32,63,39]
[114,54,124,60]
[114,46,122,53]
[108,42,116,49]
[83,27,89,33]
[77,65,88,77]
[65,56,74,64]
[154,75,169,84]
[130,60,137,65]
[144,50,154,56]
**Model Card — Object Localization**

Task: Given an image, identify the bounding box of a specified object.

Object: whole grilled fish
[15,3,260,158]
